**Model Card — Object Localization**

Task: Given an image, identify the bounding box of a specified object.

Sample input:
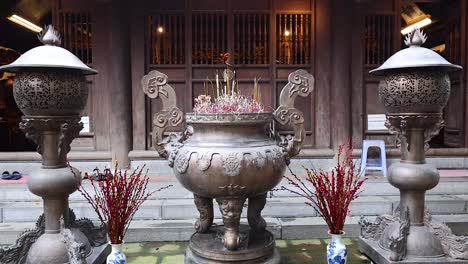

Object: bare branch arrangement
[77,164,171,244]
[282,141,367,234]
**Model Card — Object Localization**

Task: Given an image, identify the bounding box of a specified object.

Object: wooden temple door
[351,0,401,148]
[441,1,465,147]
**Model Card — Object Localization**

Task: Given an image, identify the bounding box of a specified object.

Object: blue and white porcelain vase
[107,243,126,264]
[327,231,347,264]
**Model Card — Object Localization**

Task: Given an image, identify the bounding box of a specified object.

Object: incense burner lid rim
[0,45,97,75]
[369,46,462,75]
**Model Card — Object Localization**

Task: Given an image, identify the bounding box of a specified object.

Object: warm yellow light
[401,17,431,35]
[431,44,446,53]
[157,26,164,33]
[284,30,290,37]
[7,14,42,33]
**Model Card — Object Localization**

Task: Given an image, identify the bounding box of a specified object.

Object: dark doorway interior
[0,0,51,151]
[408,0,463,148]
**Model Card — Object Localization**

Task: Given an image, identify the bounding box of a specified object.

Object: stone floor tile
[124,240,374,264]
[289,239,322,245]
[275,240,287,248]
[161,254,185,263]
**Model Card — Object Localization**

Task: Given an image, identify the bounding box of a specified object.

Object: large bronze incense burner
[359,30,468,264]
[142,69,313,263]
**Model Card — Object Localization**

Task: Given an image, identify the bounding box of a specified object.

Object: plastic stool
[360,139,387,177]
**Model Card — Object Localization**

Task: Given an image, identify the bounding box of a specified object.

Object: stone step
[3,155,468,178]
[1,176,468,202]
[1,194,467,223]
[1,215,467,246]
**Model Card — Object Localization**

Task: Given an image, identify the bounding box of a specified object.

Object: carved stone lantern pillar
[359,30,468,263]
[0,26,107,264]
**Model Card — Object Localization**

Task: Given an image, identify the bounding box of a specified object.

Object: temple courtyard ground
[124,239,372,263]
[0,169,468,246]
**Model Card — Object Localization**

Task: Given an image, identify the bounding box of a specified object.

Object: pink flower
[193,93,264,114]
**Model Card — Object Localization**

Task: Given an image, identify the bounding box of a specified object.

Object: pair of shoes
[91,168,103,181]
[90,167,113,181]
[103,167,113,179]
[1,171,22,180]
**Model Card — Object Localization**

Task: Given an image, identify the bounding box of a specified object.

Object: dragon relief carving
[58,119,83,160]
[0,209,106,264]
[0,214,45,264]
[61,228,87,264]
[359,214,398,241]
[425,208,468,260]
[385,118,404,149]
[388,207,410,261]
[359,205,402,241]
[362,205,468,261]
[19,117,82,162]
[428,223,468,259]
[423,118,445,151]
[385,114,444,153]
[66,209,107,247]
[18,120,43,155]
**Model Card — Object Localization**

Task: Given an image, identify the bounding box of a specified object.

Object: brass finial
[404,28,427,47]
[37,25,62,46]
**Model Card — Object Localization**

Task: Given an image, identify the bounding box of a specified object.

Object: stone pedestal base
[0,210,108,264]
[185,225,280,264]
[359,208,468,263]
[359,237,468,264]
[87,243,111,264]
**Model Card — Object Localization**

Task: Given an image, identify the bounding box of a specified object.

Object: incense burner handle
[273,69,314,159]
[141,70,186,162]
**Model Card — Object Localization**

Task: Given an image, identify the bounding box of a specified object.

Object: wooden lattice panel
[364,15,394,66]
[192,13,228,64]
[276,13,311,65]
[234,13,270,64]
[58,12,92,64]
[147,14,185,65]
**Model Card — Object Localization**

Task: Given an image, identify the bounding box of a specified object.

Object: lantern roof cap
[370,29,462,75]
[0,25,97,75]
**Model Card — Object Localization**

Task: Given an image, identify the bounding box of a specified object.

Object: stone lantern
[359,29,468,263]
[0,26,107,264]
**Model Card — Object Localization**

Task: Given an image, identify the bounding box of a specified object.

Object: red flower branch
[282,141,367,234]
[76,164,171,244]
